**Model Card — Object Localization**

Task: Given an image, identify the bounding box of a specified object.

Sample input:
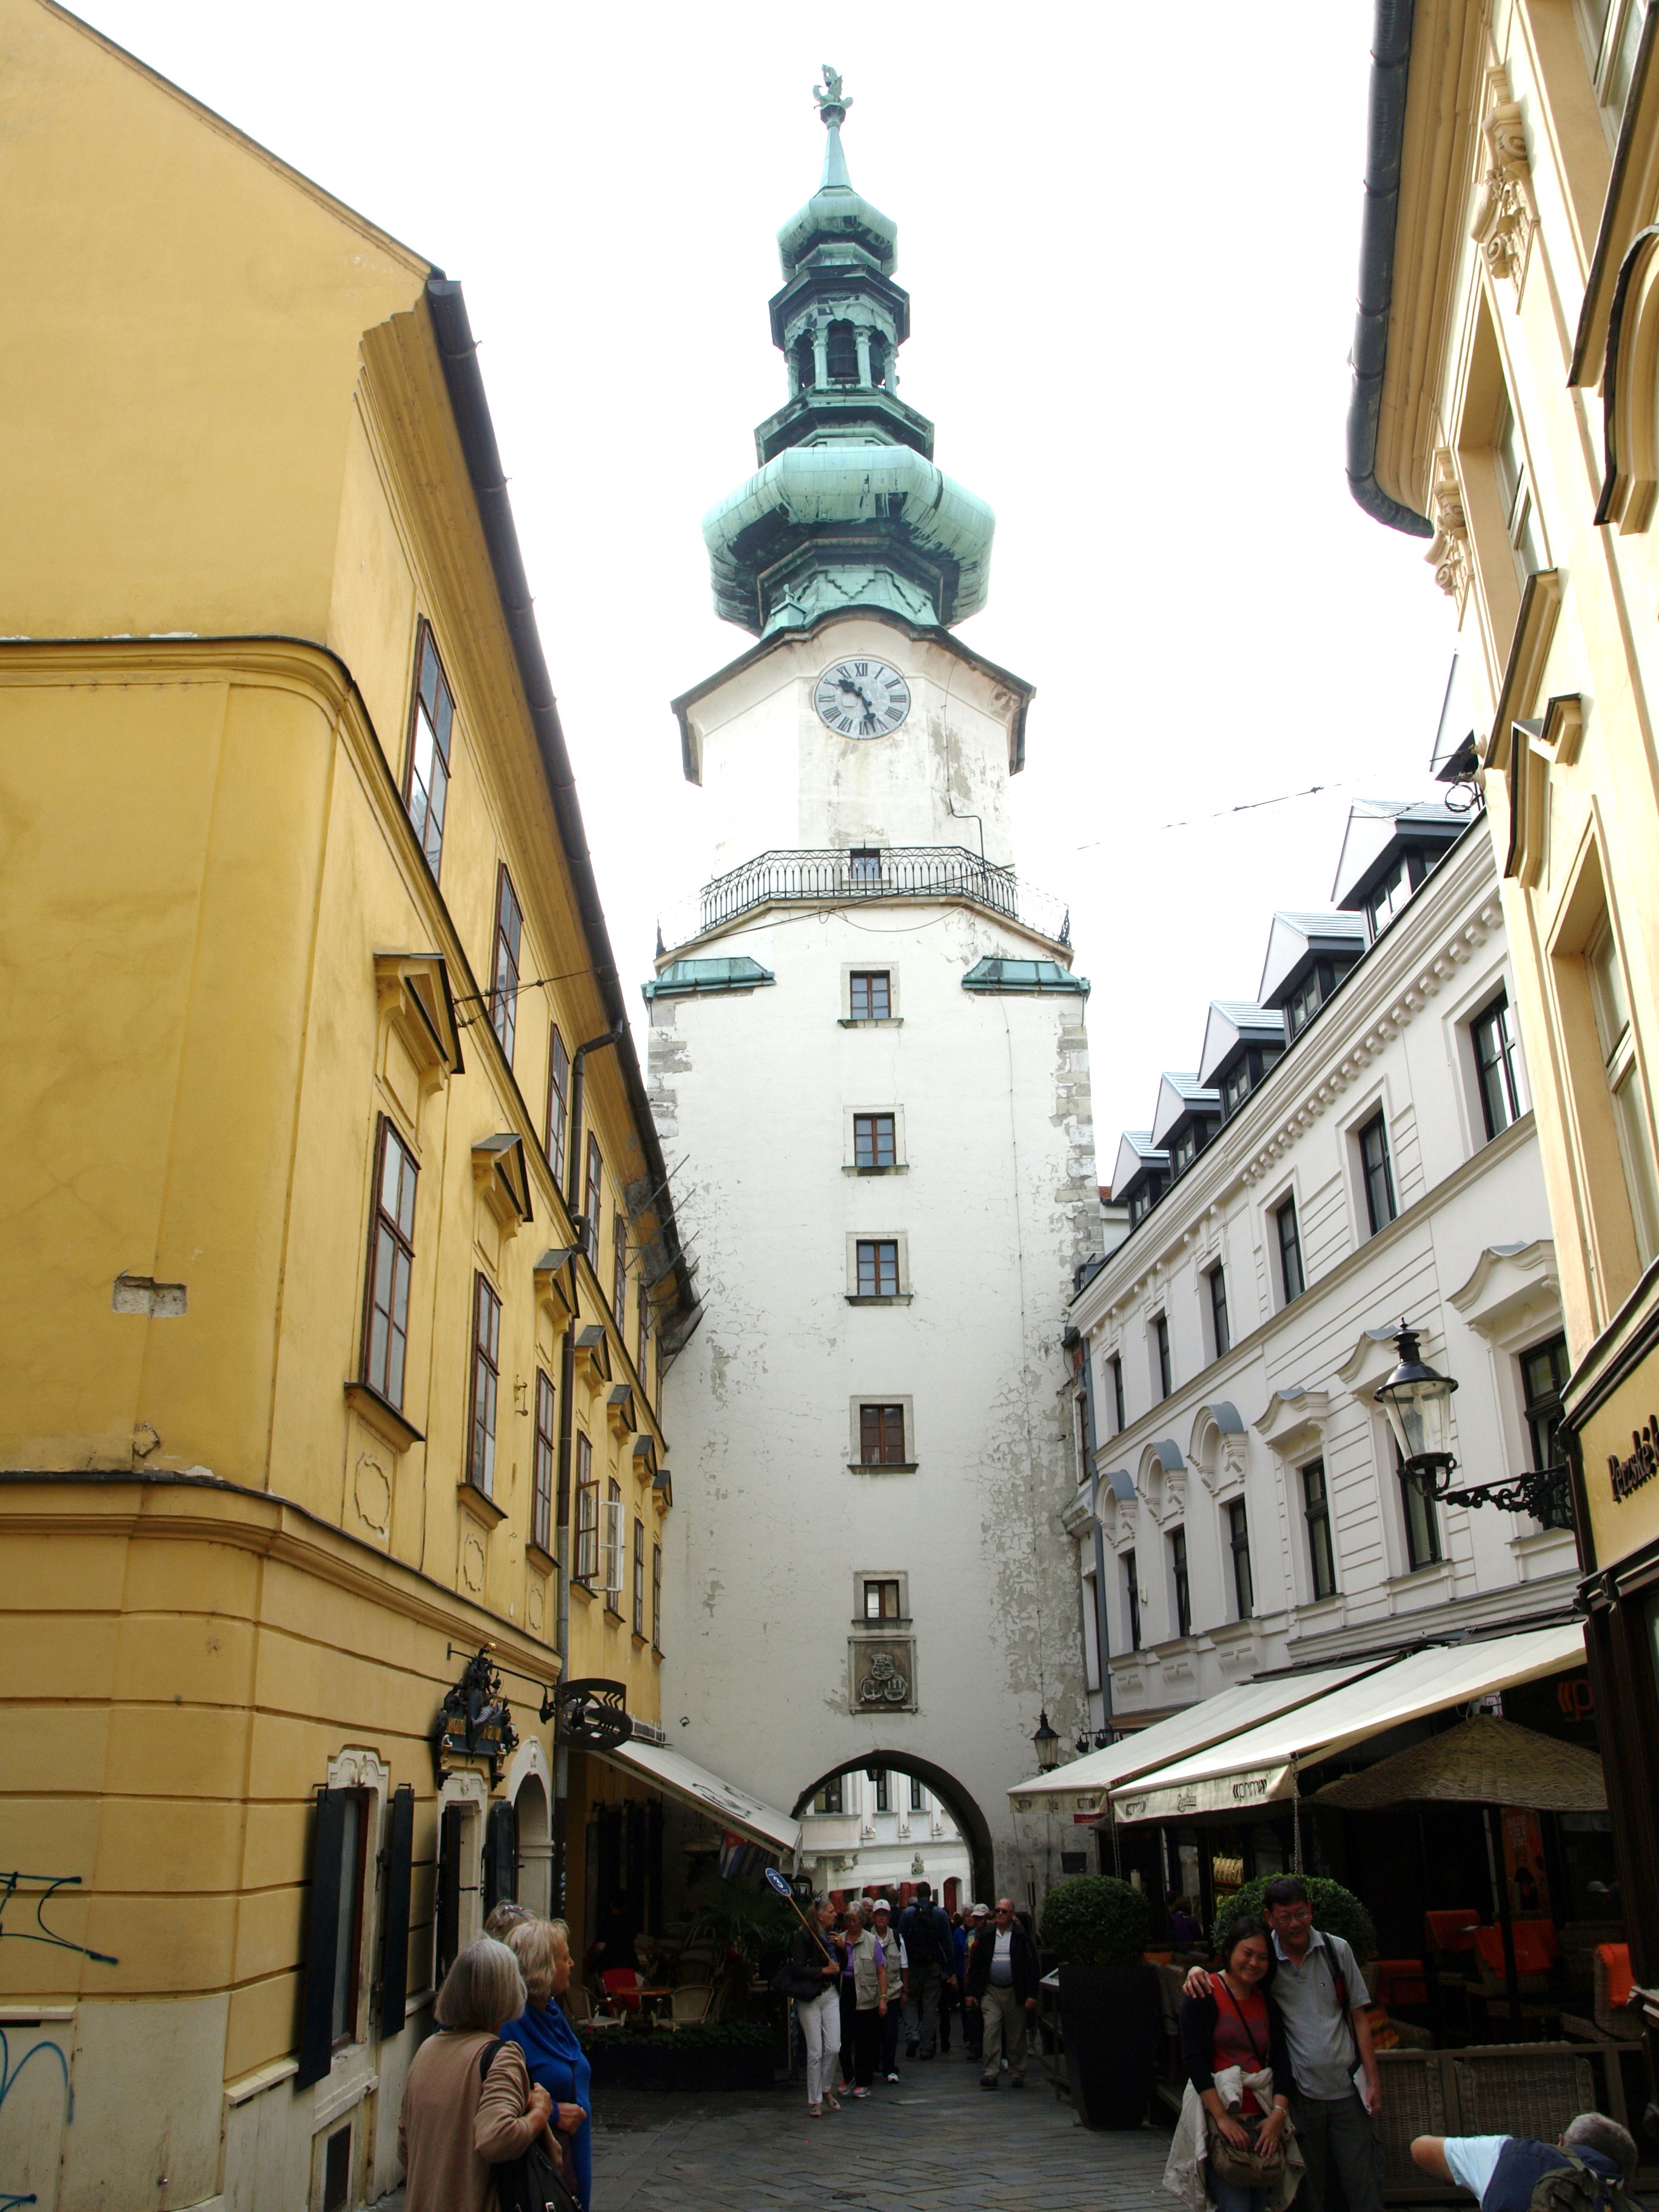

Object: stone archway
[791,1752,996,1906]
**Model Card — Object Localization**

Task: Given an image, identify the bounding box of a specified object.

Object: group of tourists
[787,1882,1043,2116]
[398,1902,592,2212]
[1167,1876,1638,2212]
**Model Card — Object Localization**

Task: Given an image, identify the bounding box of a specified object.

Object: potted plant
[1210,1875,1376,1963]
[1040,1874,1157,2130]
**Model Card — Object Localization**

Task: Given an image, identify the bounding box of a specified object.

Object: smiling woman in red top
[1178,1917,1296,2212]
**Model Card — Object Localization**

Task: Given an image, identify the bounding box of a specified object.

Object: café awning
[1006,1658,1381,1809]
[597,1736,802,1860]
[1110,1620,1584,1825]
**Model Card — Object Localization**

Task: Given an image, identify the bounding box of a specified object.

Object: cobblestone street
[585,2051,1174,2212]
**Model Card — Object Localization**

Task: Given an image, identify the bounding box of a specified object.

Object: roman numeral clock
[814,658,911,739]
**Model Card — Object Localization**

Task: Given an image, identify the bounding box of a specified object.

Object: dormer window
[1287,970,1323,1039]
[1364,850,1429,939]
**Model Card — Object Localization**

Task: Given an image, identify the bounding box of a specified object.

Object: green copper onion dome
[702,67,994,638]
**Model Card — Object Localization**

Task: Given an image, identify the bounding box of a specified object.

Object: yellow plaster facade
[0,7,685,2207]
[1361,0,1659,2029]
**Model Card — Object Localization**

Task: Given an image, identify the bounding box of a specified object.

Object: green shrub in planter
[1210,1876,1376,1963]
[1039,1875,1153,1965]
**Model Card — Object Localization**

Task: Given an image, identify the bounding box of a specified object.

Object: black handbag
[478,2042,581,2212]
[772,1960,828,2001]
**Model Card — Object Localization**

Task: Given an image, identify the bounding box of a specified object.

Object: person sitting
[1169,1896,1206,1948]
[500,1918,592,2211]
[1410,2112,1638,2210]
[1168,1915,1298,2212]
[397,1938,552,2212]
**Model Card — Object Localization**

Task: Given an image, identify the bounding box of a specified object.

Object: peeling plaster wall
[649,894,1100,1900]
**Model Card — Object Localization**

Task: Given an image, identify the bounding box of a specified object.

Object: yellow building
[0,5,692,2207]
[1347,0,1659,2044]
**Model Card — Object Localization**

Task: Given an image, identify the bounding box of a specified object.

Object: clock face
[814,657,911,739]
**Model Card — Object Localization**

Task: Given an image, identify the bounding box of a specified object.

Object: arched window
[868,335,888,389]
[793,332,816,394]
[826,320,858,383]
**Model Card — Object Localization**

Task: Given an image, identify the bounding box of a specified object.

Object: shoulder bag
[478,2042,581,2212]
[1204,1983,1286,2189]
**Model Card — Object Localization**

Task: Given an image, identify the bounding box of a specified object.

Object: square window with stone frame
[910,1775,926,1813]
[813,1776,843,1814]
[404,622,454,880]
[859,1403,907,1466]
[468,1273,501,1496]
[574,1432,597,1583]
[874,1770,890,1812]
[532,1369,555,1554]
[1472,989,1528,1141]
[361,1118,417,1410]
[849,970,891,1022]
[490,865,523,1064]
[854,1111,897,1168]
[856,1238,900,1297]
[863,1577,902,1620]
[849,846,883,885]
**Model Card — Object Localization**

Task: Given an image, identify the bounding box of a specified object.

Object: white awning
[595,1736,802,1859]
[1007,1660,1381,1809]
[1110,1621,1585,1826]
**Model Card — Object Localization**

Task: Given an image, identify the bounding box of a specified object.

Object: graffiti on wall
[0,1872,116,1966]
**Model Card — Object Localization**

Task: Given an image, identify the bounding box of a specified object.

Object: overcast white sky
[85,0,1458,1167]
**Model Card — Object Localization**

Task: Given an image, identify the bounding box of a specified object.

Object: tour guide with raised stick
[768,1867,847,2117]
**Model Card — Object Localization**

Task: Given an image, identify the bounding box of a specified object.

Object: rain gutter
[1346,0,1435,537]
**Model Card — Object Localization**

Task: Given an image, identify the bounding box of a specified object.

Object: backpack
[1529,2153,1630,2212]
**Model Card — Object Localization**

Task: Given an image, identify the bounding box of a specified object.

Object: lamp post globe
[1374,1320,1458,1495]
[1032,1711,1062,1774]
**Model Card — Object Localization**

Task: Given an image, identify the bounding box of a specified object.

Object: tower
[648,72,1099,1903]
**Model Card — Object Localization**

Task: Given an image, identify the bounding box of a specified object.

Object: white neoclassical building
[797,1768,973,1908]
[645,82,1100,1907]
[1061,785,1574,1783]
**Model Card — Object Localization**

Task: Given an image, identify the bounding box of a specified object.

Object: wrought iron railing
[657,845,1071,954]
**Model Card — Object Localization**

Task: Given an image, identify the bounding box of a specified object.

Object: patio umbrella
[1311,1715,1605,1813]
[1313,1716,1604,2034]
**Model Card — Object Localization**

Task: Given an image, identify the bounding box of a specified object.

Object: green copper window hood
[961,958,1089,997]
[642,957,777,1004]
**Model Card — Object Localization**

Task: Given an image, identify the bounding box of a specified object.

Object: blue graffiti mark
[0,2023,73,2210]
[0,1874,116,1966]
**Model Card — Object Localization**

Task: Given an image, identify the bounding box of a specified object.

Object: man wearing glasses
[1184,1876,1382,2212]
[965,1899,1040,2089]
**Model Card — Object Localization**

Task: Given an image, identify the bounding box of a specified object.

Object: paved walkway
[588,2046,1175,2211]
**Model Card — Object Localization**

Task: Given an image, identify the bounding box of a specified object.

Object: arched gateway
[793,1754,996,1908]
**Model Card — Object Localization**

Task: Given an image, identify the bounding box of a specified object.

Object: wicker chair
[668,1985,712,2028]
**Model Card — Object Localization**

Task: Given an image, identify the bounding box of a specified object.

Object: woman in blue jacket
[501,1917,593,2208]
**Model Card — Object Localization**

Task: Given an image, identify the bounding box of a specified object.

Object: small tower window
[793,333,816,395]
[826,320,858,383]
[868,334,888,389]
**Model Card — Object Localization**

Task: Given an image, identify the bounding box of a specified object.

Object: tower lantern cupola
[702,67,995,639]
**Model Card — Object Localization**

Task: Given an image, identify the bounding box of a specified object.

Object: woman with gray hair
[500,1919,592,2208]
[398,1937,554,2212]
[789,1894,846,2117]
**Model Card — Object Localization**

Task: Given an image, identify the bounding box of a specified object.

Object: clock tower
[646,74,1100,1906]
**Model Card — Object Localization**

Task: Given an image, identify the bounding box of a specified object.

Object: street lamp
[1374,1320,1459,1498]
[1031,1711,1061,1773]
[1075,1732,1091,1759]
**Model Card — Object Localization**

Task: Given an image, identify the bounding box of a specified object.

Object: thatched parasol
[1312,1715,1604,1812]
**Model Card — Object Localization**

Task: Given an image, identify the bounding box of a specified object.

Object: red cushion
[1426,1910,1479,1952]
[1473,1925,1553,1977]
[1600,1944,1634,2009]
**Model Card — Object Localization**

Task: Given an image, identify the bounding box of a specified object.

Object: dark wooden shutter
[378,1785,415,2037]
[484,1797,518,1914]
[296,1788,348,2088]
[435,1803,463,1988]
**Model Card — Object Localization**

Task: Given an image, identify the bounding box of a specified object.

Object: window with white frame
[1587,919,1659,1266]
[1491,387,1544,591]
[1358,1110,1397,1237]
[1472,990,1529,1140]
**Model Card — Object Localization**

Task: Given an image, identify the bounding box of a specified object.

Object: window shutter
[378,1784,415,2037]
[296,1788,349,2088]
[484,1798,518,1915]
[435,1803,464,1988]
